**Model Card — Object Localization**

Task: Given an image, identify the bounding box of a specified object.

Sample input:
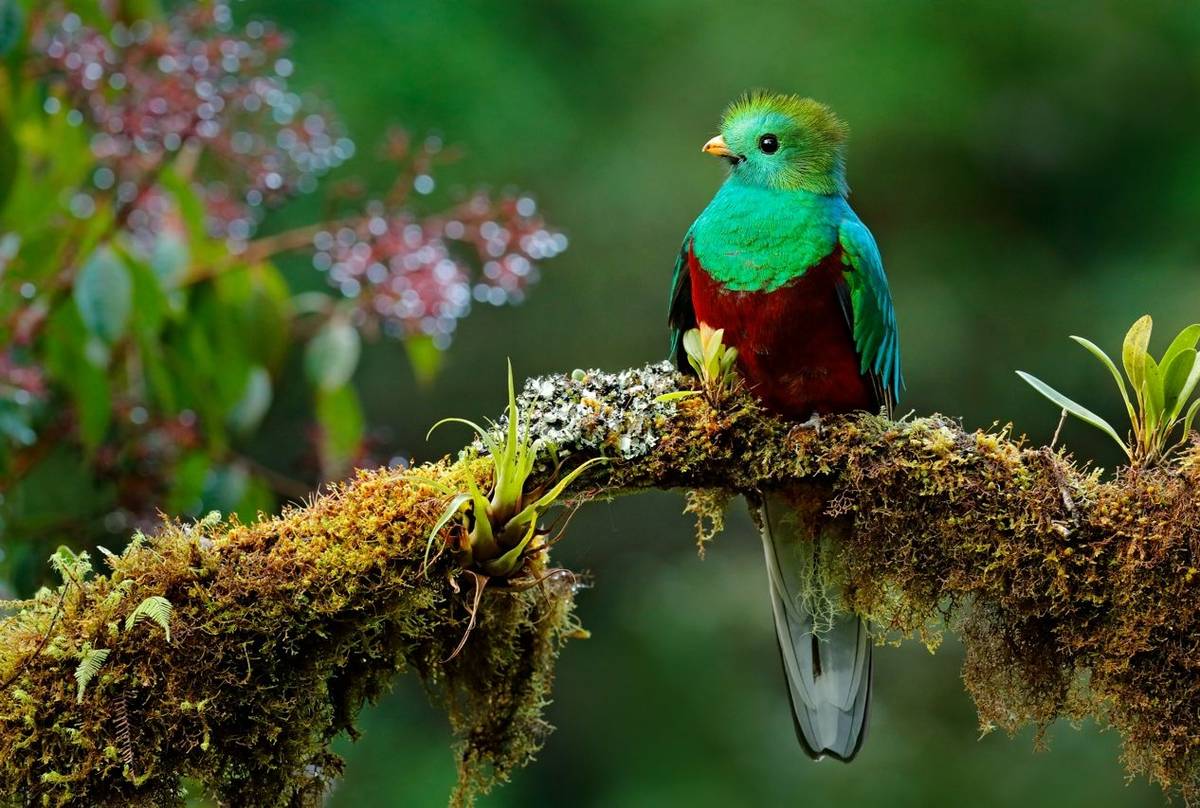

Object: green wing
[838,217,903,407]
[667,229,696,371]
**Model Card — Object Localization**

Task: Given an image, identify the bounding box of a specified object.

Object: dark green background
[239,1,1199,804]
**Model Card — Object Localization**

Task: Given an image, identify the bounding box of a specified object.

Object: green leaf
[1161,324,1200,370]
[1143,358,1165,431]
[655,390,701,403]
[425,492,471,571]
[1183,397,1200,443]
[1070,335,1135,421]
[150,232,190,288]
[462,471,496,555]
[481,519,540,577]
[509,456,606,527]
[305,319,361,391]
[682,328,703,377]
[169,311,222,440]
[74,648,110,703]
[168,290,246,447]
[1016,371,1129,453]
[227,366,273,435]
[315,384,364,476]
[1162,348,1197,418]
[703,327,723,368]
[204,269,270,406]
[74,246,132,344]
[123,250,167,338]
[495,359,525,506]
[427,416,490,443]
[125,595,172,642]
[1122,315,1153,405]
[719,346,739,375]
[1171,353,1200,422]
[404,335,444,388]
[158,168,220,265]
[242,264,292,369]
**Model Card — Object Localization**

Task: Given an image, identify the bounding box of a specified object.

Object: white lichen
[501,361,684,461]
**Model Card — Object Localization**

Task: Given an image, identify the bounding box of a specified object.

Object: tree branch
[2,361,1199,806]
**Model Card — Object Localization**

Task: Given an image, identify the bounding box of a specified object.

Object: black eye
[758,134,779,154]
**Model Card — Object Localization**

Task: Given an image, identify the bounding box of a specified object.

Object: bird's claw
[797,412,823,435]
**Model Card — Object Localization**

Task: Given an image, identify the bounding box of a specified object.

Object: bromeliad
[427,363,605,579]
[668,92,903,761]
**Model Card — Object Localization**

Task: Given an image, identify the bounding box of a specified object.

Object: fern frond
[125,596,173,643]
[49,546,92,584]
[115,692,134,767]
[74,648,110,703]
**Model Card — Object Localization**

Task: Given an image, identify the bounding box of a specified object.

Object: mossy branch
[3,361,1200,806]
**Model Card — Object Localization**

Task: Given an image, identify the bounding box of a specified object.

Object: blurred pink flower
[313,191,566,347]
[33,2,351,249]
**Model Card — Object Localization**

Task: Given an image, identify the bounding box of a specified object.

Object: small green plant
[426,363,604,578]
[686,324,741,403]
[660,324,741,406]
[1018,315,1200,466]
[125,596,173,643]
[48,545,92,584]
[74,646,110,703]
[53,543,174,702]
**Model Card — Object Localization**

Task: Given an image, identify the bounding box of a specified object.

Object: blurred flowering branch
[0,0,566,591]
[31,2,351,243]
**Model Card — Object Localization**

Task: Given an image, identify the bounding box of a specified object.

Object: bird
[667,92,902,761]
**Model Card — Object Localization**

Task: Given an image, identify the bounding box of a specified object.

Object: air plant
[1018,315,1200,467]
[426,363,605,578]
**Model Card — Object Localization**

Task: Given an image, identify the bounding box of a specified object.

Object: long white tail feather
[760,491,871,761]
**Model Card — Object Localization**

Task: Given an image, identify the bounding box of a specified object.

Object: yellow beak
[701,134,734,158]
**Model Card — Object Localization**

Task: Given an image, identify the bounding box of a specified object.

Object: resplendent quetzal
[668,92,902,761]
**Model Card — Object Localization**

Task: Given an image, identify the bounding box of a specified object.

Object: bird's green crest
[718,92,849,196]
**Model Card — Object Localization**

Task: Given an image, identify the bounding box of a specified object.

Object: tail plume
[760,490,871,761]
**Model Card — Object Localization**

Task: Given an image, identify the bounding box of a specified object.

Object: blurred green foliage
[0,2,351,592]
[6,0,1200,804]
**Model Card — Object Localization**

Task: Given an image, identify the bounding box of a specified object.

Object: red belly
[688,245,875,419]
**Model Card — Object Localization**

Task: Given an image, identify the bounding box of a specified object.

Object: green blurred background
[237,0,1198,804]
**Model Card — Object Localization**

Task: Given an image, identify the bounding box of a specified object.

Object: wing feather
[667,230,697,371]
[838,218,903,411]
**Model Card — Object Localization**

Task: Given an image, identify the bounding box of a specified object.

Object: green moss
[0,462,579,807]
[560,366,1200,800]
[4,363,1200,804]
[682,488,730,557]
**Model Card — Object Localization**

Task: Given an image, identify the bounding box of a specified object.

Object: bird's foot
[796,412,823,435]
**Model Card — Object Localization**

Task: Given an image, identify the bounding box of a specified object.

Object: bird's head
[702,92,849,196]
